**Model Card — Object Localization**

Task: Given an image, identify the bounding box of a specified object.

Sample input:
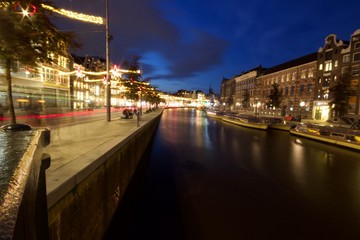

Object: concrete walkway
[44,110,162,206]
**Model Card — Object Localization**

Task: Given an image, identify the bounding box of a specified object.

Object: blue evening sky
[52,0,360,94]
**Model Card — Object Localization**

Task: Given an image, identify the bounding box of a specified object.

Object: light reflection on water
[176,109,360,232]
[289,137,306,185]
[108,108,360,239]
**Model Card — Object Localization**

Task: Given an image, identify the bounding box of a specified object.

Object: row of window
[318,53,360,72]
[341,65,360,76]
[41,68,69,85]
[342,52,360,63]
[262,84,312,97]
[73,80,90,90]
[263,68,315,86]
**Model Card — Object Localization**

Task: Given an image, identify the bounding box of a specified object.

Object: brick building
[219,28,360,121]
[258,53,317,118]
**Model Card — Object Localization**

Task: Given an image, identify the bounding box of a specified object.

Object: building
[234,66,265,113]
[219,28,360,121]
[70,55,107,110]
[315,30,360,121]
[220,77,235,111]
[257,53,317,118]
[0,49,71,115]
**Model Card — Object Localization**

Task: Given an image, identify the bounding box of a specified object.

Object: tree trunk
[5,58,16,124]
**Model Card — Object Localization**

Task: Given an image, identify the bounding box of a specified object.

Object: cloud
[52,0,228,86]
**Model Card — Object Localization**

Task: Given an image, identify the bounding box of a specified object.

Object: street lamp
[299,101,305,121]
[255,101,261,116]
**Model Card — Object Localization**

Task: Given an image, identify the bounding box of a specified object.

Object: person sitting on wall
[122,109,134,119]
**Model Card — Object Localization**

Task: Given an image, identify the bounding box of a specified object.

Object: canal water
[105,108,360,240]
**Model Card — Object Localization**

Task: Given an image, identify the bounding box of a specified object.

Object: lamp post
[299,101,305,122]
[256,101,261,116]
[105,0,111,122]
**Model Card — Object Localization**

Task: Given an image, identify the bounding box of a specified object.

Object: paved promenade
[44,110,162,204]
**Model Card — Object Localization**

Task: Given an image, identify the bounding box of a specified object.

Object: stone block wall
[47,115,161,239]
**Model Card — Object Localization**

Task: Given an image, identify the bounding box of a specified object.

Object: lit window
[334,60,338,68]
[323,89,329,99]
[301,71,306,79]
[319,64,323,70]
[325,62,332,71]
[308,69,313,78]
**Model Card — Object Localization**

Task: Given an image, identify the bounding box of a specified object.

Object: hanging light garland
[59,68,141,77]
[0,2,104,24]
[41,4,104,25]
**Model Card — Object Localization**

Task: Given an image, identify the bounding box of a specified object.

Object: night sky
[52,0,360,94]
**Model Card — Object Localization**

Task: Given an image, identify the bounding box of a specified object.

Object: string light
[0,2,104,24]
[0,2,10,8]
[59,68,141,76]
[41,4,104,25]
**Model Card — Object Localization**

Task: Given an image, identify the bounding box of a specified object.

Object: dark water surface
[106,108,360,240]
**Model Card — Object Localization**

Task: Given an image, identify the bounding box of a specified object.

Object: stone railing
[0,127,51,240]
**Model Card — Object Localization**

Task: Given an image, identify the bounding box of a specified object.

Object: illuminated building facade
[70,55,107,110]
[0,52,71,115]
[220,28,360,121]
[257,53,317,118]
[315,30,360,120]
[234,66,265,113]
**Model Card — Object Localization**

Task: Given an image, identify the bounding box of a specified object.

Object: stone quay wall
[47,114,161,240]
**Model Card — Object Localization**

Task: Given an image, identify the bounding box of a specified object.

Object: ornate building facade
[220,29,360,121]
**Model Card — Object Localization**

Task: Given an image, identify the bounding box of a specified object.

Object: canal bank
[45,109,162,240]
[106,108,360,239]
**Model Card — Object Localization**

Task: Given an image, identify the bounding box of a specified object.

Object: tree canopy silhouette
[0,0,78,124]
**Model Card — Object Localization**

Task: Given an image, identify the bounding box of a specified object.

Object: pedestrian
[0,104,3,122]
[136,110,140,127]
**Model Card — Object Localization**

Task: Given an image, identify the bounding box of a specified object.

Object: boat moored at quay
[290,123,360,151]
[205,110,360,151]
[206,111,294,131]
[205,110,225,119]
[221,114,269,130]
